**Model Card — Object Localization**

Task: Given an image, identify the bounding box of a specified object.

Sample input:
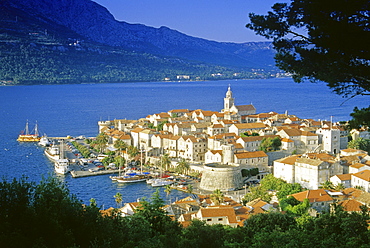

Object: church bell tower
[224,85,235,112]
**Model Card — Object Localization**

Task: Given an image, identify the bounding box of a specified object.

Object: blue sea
[0,78,368,208]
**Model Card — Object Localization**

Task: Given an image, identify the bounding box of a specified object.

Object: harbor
[37,136,203,194]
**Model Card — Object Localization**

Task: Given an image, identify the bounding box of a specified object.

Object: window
[218,218,223,221]
[207,218,212,222]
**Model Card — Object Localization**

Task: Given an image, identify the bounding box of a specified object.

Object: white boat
[151,178,174,187]
[54,140,70,174]
[54,158,70,174]
[38,135,51,147]
[44,145,60,161]
[146,178,156,184]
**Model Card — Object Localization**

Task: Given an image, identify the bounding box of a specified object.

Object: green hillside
[0,2,277,85]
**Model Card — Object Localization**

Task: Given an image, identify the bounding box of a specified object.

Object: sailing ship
[111,149,149,183]
[149,154,174,187]
[17,121,41,142]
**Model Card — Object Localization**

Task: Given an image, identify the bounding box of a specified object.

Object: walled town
[96,86,370,227]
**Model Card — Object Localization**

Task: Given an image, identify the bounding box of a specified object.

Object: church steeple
[224,84,235,111]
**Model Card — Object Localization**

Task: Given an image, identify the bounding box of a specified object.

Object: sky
[93,0,288,43]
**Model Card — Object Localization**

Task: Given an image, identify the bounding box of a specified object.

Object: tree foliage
[1,177,370,247]
[348,138,370,153]
[348,106,370,129]
[259,137,282,152]
[246,0,370,98]
[210,189,224,205]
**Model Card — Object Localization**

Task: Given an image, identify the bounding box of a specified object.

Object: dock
[70,169,120,178]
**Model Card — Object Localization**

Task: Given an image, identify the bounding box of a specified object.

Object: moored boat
[17,121,41,142]
[151,178,174,187]
[44,145,60,161]
[38,135,51,147]
[53,140,70,174]
[54,158,70,174]
[116,174,148,183]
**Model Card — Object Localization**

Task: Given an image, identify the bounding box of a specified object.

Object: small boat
[116,174,148,183]
[146,178,156,184]
[151,178,174,187]
[38,135,51,147]
[54,158,70,174]
[17,121,41,142]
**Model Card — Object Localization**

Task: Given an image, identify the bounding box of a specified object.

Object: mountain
[0,0,279,85]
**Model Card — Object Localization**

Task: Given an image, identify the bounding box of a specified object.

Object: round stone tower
[199,163,243,192]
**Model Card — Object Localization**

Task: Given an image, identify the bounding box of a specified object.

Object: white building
[352,170,370,192]
[316,127,341,154]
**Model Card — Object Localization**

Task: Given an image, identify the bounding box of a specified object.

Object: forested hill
[0,0,279,85]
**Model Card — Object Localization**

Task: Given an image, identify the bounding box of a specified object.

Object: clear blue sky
[93,0,288,43]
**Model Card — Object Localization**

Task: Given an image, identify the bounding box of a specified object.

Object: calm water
[0,78,368,207]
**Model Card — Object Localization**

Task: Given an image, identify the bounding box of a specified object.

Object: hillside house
[290,189,334,215]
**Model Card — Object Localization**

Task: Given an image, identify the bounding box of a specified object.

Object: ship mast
[25,120,29,135]
[34,121,39,136]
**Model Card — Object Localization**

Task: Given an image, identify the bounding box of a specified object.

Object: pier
[70,169,120,178]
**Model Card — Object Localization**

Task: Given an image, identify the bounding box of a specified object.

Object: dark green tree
[246,0,370,98]
[133,189,182,247]
[348,106,370,129]
[179,220,226,248]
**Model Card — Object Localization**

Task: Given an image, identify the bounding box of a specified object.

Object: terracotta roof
[168,135,181,140]
[281,138,294,142]
[193,123,212,128]
[282,129,302,136]
[233,123,266,129]
[211,124,224,128]
[212,112,225,117]
[221,120,239,124]
[296,157,325,167]
[342,148,363,153]
[131,127,144,133]
[342,188,363,199]
[338,199,366,212]
[209,150,222,155]
[210,133,239,140]
[118,134,131,140]
[236,104,256,111]
[291,189,333,203]
[305,153,335,162]
[118,119,137,124]
[234,143,244,149]
[335,173,352,181]
[100,207,115,217]
[235,151,268,159]
[199,206,238,223]
[350,163,367,169]
[275,155,301,165]
[301,131,318,137]
[353,170,370,182]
